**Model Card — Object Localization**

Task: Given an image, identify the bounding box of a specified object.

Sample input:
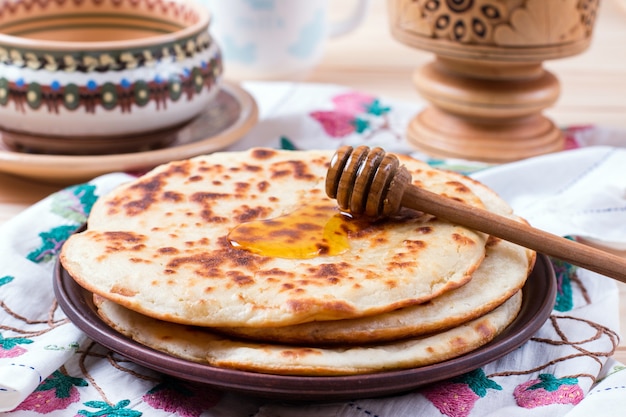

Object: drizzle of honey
[228,201,364,259]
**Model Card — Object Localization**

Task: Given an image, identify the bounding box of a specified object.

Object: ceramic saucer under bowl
[0,82,258,185]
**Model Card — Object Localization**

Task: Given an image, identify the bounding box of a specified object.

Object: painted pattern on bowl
[0,0,222,152]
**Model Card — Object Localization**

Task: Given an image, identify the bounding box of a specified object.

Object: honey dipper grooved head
[326,145,412,218]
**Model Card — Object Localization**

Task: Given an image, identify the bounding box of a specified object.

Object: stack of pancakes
[60,148,535,376]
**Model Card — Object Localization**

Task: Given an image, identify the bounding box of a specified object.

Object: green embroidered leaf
[27,225,78,264]
[51,184,98,223]
[279,136,298,150]
[36,370,88,398]
[78,399,141,417]
[0,276,14,286]
[529,374,578,392]
[457,368,502,397]
[364,99,390,116]
[551,249,577,312]
[351,118,369,133]
[0,333,33,349]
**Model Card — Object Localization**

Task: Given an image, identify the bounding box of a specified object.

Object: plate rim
[0,81,258,184]
[54,253,556,401]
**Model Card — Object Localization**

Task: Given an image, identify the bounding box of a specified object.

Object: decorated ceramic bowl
[0,0,222,154]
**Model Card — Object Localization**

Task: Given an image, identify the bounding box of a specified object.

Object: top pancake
[60,148,488,327]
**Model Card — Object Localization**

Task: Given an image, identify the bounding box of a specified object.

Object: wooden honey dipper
[326,145,626,282]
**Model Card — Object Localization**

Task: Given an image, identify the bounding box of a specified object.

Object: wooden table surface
[1,0,625,362]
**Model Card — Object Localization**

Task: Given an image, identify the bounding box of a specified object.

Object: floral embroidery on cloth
[514,374,584,408]
[309,92,399,141]
[423,368,502,417]
[14,370,87,413]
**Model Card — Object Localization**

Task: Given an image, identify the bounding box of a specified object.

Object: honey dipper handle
[403,185,626,283]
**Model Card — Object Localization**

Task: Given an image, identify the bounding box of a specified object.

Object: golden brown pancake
[93,291,522,376]
[214,174,535,344]
[61,149,488,327]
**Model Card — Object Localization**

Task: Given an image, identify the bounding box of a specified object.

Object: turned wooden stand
[387,0,600,163]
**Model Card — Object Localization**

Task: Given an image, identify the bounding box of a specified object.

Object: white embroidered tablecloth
[0,82,625,416]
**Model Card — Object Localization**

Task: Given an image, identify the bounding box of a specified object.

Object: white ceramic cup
[204,0,370,80]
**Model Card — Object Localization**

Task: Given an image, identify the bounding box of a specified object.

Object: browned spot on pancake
[307,263,349,281]
[191,192,230,223]
[270,160,317,181]
[234,205,273,223]
[451,336,468,350]
[280,348,322,358]
[227,271,255,286]
[282,283,295,291]
[243,163,262,172]
[286,298,355,314]
[103,231,145,243]
[316,243,330,256]
[269,196,279,202]
[384,279,398,288]
[166,237,269,278]
[474,321,496,339]
[199,162,223,172]
[102,231,147,254]
[452,233,477,246]
[252,148,277,160]
[257,180,270,192]
[162,191,184,202]
[110,285,137,297]
[374,237,388,245]
[387,260,418,270]
[109,161,191,216]
[204,286,215,293]
[235,182,250,193]
[158,247,179,255]
[191,192,230,202]
[446,180,472,195]
[212,180,222,186]
[188,175,203,182]
[404,239,426,250]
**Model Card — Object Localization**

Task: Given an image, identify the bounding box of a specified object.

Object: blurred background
[305,0,626,130]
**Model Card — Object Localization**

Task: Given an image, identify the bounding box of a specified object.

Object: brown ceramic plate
[0,82,258,185]
[54,254,555,401]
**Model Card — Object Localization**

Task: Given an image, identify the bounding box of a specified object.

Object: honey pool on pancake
[228,200,369,259]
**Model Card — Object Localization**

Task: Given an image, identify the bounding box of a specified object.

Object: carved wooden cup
[387,0,599,162]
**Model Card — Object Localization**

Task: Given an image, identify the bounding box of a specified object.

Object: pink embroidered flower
[15,371,86,413]
[0,334,32,358]
[0,345,27,358]
[422,368,501,417]
[331,92,376,116]
[144,379,221,417]
[309,110,356,137]
[423,381,478,417]
[514,374,583,408]
[562,124,594,150]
